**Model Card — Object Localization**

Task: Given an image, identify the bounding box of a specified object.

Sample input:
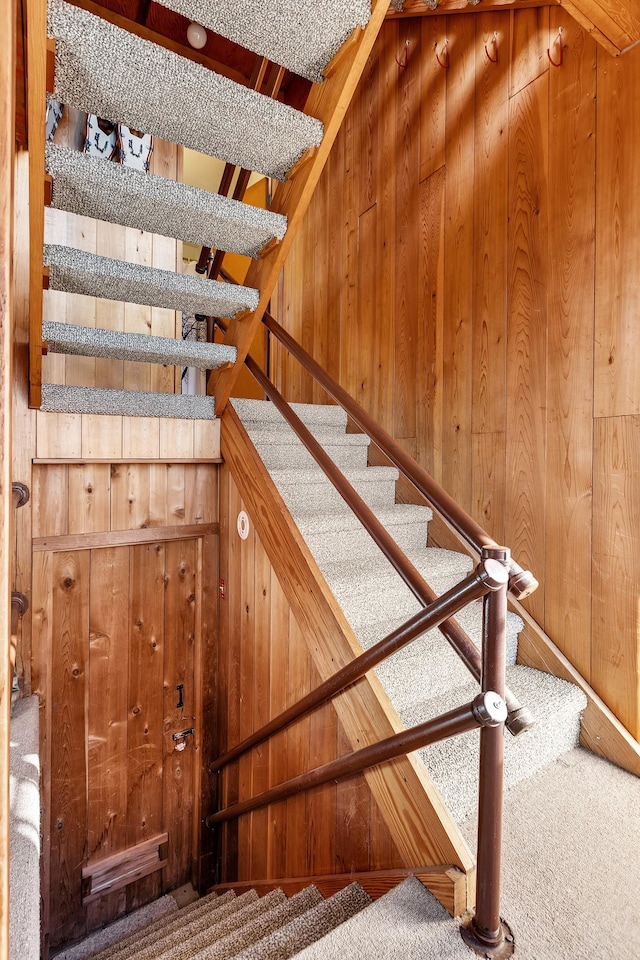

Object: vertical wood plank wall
[273,8,640,740]
[30,465,218,950]
[217,465,407,882]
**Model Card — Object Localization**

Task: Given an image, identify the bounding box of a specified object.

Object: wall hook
[435,39,450,70]
[547,27,564,67]
[484,32,498,64]
[395,39,410,69]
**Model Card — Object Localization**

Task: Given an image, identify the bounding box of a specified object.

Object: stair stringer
[221,405,476,916]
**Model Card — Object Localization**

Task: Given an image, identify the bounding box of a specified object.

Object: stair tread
[41,383,216,420]
[44,244,258,317]
[244,425,370,446]
[293,502,432,532]
[193,887,324,960]
[292,875,467,960]
[48,0,323,180]
[154,0,372,82]
[269,465,399,485]
[45,144,287,257]
[149,889,286,960]
[88,890,237,960]
[43,321,237,370]
[232,398,348,428]
[233,883,372,960]
[402,665,588,822]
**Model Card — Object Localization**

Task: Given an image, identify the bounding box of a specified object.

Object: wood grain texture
[592,417,640,739]
[442,14,475,514]
[545,7,596,680]
[506,70,548,623]
[273,18,640,747]
[126,543,165,909]
[86,547,129,929]
[594,43,640,418]
[49,551,89,948]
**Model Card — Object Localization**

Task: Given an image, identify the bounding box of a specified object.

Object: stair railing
[212,306,537,955]
[208,517,514,955]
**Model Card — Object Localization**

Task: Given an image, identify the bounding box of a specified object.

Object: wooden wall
[217,464,407,882]
[272,7,640,741]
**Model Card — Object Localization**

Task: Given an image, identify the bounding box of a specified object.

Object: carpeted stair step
[41,383,215,419]
[243,425,371,470]
[400,665,588,823]
[293,503,432,564]
[293,874,470,960]
[43,321,237,370]
[140,888,286,960]
[155,0,372,82]
[269,465,400,512]
[45,144,287,257]
[44,244,259,318]
[233,883,372,960]
[89,889,237,960]
[191,886,324,960]
[232,398,348,430]
[365,604,521,708]
[52,894,180,960]
[319,547,474,623]
[48,0,323,180]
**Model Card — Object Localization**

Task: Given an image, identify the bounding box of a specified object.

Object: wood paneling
[275,16,640,743]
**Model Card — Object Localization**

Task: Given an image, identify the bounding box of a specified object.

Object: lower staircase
[54,875,481,960]
[230,398,588,823]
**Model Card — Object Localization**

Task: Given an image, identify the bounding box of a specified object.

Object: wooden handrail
[242,353,534,737]
[206,691,506,828]
[261,311,538,601]
[211,560,508,773]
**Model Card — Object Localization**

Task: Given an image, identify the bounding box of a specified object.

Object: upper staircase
[28,0,390,413]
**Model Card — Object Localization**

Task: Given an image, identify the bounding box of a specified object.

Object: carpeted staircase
[40,0,374,418]
[54,881,376,960]
[231,397,588,823]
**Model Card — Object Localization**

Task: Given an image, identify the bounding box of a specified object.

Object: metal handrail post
[462,546,514,958]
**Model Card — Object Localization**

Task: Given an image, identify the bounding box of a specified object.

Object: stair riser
[278,477,398,512]
[256,442,369,471]
[232,398,348,430]
[303,519,429,565]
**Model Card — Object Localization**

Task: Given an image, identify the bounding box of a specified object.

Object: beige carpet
[461,747,640,960]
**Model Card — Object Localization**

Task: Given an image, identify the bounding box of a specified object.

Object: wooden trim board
[221,406,476,915]
[33,523,218,552]
[211,866,468,919]
[513,600,640,776]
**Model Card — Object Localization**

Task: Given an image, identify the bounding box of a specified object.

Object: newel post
[461,547,514,958]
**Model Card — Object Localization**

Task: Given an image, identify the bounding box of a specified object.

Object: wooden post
[0,0,16,955]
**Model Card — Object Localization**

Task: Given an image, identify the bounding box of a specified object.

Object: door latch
[172,727,195,752]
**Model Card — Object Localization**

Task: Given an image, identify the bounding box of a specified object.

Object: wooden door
[37,538,201,947]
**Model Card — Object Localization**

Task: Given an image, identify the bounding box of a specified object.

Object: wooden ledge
[256,236,280,260]
[286,146,318,183]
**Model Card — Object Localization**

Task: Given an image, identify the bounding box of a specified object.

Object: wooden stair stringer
[221,406,476,917]
[210,0,392,415]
